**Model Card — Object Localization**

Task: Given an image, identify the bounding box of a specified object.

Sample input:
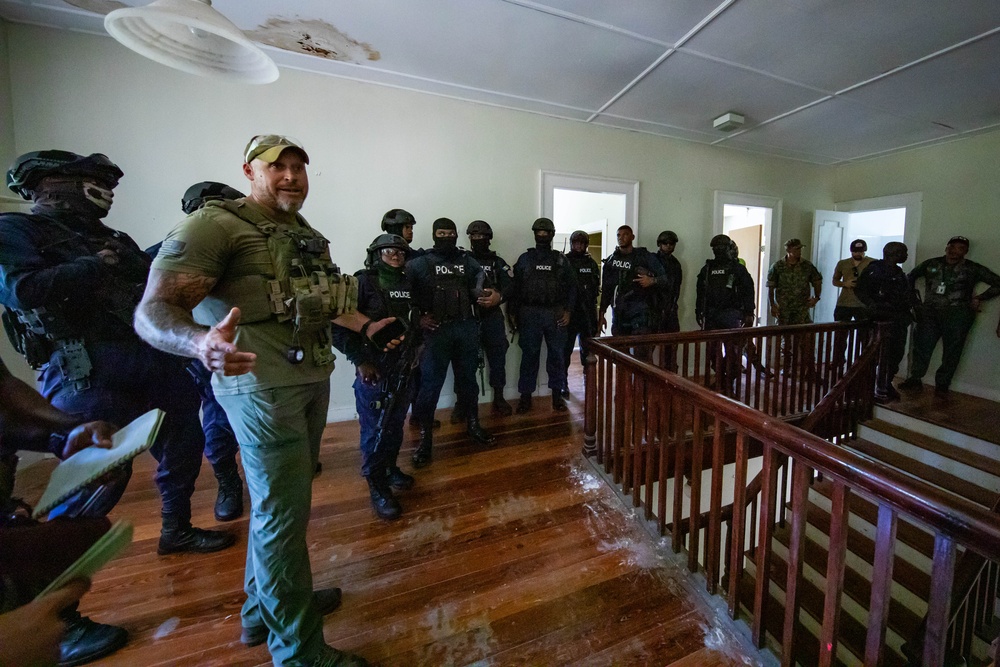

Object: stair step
[803,497,931,600]
[772,521,922,641]
[864,418,1000,479]
[741,548,907,666]
[846,438,997,507]
[810,478,935,557]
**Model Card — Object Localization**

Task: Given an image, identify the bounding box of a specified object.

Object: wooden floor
[886,381,1000,446]
[16,367,760,667]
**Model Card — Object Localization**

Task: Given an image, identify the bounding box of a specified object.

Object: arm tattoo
[135,269,217,359]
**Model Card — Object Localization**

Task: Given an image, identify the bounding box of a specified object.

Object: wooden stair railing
[584,325,1000,667]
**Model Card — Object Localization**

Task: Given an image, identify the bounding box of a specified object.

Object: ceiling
[2,0,999,165]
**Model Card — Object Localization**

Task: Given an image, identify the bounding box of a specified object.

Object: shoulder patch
[159,239,187,258]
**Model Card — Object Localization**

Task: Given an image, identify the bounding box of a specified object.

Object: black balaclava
[534,231,552,250]
[712,245,731,261]
[432,217,459,255]
[470,237,491,254]
[32,176,115,219]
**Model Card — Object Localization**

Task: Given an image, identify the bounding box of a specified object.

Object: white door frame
[835,192,922,271]
[541,171,639,255]
[713,191,782,325]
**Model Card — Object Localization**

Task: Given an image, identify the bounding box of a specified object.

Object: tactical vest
[198,200,358,366]
[363,270,413,322]
[521,249,566,307]
[608,250,649,305]
[422,253,472,322]
[707,260,740,307]
[0,212,145,389]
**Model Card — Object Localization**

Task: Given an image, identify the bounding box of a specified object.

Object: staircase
[739,398,1000,666]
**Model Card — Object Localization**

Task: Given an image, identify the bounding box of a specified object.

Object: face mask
[32,177,114,219]
[470,238,491,254]
[434,236,458,253]
[534,232,552,249]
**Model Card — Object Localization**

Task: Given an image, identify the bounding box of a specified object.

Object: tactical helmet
[381,208,416,233]
[531,217,555,233]
[181,181,245,214]
[432,217,457,233]
[710,234,733,248]
[7,150,123,200]
[570,230,589,245]
[368,233,409,254]
[466,220,493,239]
[657,230,679,245]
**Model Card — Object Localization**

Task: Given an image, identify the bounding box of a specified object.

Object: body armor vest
[521,249,565,307]
[199,200,358,366]
[422,253,472,322]
[704,259,741,311]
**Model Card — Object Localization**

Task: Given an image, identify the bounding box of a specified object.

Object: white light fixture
[713,112,745,132]
[105,0,278,84]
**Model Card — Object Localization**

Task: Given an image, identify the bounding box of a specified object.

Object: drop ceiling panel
[219,0,668,110]
[589,115,720,144]
[725,97,955,161]
[604,50,823,134]
[684,0,1000,92]
[509,0,726,44]
[841,33,1000,132]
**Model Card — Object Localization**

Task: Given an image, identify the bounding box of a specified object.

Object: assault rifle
[368,322,421,458]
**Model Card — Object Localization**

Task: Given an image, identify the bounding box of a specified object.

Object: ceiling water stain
[64,0,129,13]
[248,18,380,63]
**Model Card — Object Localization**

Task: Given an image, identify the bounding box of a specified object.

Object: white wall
[0,23,867,417]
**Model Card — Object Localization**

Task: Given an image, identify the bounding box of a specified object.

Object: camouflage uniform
[767,258,822,325]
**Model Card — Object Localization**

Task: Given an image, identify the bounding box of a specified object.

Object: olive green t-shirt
[834,256,873,308]
[151,198,333,395]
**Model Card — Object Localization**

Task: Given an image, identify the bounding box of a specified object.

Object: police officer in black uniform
[598,226,665,359]
[146,181,246,522]
[696,234,756,393]
[382,208,421,257]
[509,217,577,413]
[333,234,415,519]
[0,152,235,557]
[464,220,515,416]
[562,230,600,397]
[406,218,498,467]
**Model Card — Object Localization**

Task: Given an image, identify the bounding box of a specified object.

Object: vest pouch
[2,310,52,369]
[52,339,92,391]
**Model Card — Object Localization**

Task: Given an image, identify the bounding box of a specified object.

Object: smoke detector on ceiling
[713,112,745,132]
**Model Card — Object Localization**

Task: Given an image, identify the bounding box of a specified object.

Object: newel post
[583,350,598,457]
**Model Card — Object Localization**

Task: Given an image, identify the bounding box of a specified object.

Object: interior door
[811,210,851,323]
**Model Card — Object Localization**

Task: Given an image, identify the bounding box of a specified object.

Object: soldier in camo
[766,238,822,325]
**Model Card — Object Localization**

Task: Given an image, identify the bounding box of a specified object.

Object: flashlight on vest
[286,346,305,364]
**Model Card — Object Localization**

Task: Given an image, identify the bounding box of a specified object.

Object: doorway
[541,171,639,263]
[714,191,782,325]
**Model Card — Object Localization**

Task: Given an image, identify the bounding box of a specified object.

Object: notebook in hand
[32,408,165,519]
[36,519,134,598]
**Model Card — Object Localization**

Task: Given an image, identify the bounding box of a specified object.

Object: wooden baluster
[658,391,669,535]
[602,358,613,468]
[781,460,812,667]
[643,381,657,519]
[727,430,748,619]
[688,407,704,573]
[630,374,643,506]
[706,413,725,594]
[818,481,850,667]
[682,341,690,379]
[694,341,702,385]
[672,394,685,553]
[613,365,626,483]
[752,333,763,411]
[583,352,597,457]
[752,443,779,648]
[923,534,957,667]
[865,503,898,666]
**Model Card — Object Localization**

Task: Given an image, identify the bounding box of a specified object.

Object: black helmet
[657,230,679,245]
[466,220,493,239]
[531,217,555,233]
[7,150,123,200]
[181,181,245,214]
[381,208,416,233]
[710,234,733,248]
[570,230,589,245]
[368,233,409,254]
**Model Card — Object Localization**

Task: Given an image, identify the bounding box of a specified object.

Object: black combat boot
[516,393,532,414]
[387,466,415,491]
[213,459,244,522]
[560,387,571,399]
[492,392,513,416]
[552,391,568,412]
[449,402,468,424]
[411,427,433,468]
[59,606,128,666]
[366,473,402,521]
[158,516,236,555]
[467,415,496,446]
